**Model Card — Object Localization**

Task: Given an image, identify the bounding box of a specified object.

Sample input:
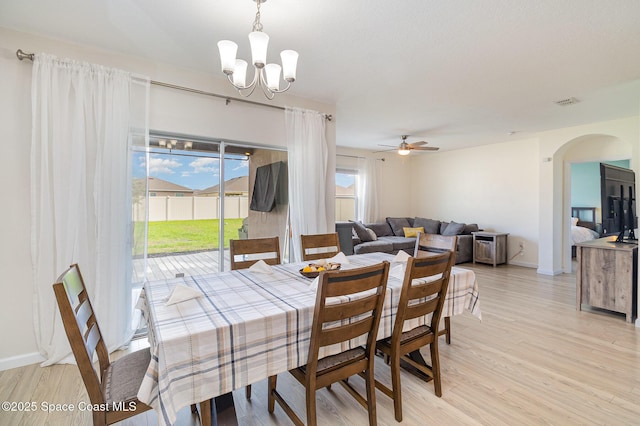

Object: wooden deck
[132,250,231,282]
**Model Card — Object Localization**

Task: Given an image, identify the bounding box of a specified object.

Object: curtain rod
[16,49,333,121]
[337,153,385,161]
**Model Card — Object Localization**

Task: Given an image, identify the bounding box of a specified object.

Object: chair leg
[391,352,403,422]
[444,316,451,344]
[364,365,378,426]
[268,376,277,413]
[245,384,252,399]
[306,385,317,426]
[431,341,442,397]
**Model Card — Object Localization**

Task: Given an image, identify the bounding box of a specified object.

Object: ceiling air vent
[555,97,580,106]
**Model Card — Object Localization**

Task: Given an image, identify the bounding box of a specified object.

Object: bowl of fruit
[299,262,341,278]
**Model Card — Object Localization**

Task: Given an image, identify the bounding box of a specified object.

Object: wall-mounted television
[600,163,636,241]
[249,161,287,212]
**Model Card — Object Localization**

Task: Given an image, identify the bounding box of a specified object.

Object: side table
[473,231,509,267]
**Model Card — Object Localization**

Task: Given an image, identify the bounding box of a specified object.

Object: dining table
[136,252,482,426]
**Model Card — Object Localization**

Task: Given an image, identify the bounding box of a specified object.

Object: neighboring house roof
[146,177,194,193]
[336,184,355,196]
[197,176,249,195]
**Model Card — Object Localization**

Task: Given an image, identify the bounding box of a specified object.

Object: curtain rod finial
[16,49,34,61]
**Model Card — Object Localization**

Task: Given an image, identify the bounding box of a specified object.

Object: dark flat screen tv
[250,161,287,212]
[600,163,636,240]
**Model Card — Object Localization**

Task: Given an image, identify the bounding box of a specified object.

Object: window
[336,170,357,221]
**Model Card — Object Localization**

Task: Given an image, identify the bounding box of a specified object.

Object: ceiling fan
[375,135,440,155]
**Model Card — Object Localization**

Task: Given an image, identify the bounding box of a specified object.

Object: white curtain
[30,53,149,365]
[286,107,329,262]
[357,157,379,223]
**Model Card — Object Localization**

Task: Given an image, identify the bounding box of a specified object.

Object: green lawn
[141,219,244,255]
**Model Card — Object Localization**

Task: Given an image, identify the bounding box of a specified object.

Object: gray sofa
[351,217,478,264]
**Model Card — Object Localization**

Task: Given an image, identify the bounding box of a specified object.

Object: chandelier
[217,0,298,99]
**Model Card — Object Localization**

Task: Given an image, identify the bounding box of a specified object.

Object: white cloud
[181,171,191,177]
[190,158,219,173]
[232,162,249,171]
[146,157,182,175]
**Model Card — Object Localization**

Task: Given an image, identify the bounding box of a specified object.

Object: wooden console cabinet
[576,236,638,323]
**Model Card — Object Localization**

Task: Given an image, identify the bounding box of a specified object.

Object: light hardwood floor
[2,263,639,425]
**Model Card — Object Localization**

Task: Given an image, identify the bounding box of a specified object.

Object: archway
[556,134,632,273]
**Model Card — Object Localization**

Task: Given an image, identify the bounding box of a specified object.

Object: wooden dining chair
[374,252,455,422]
[300,232,341,261]
[230,235,280,399]
[413,233,457,344]
[230,236,281,270]
[53,264,153,425]
[268,261,390,426]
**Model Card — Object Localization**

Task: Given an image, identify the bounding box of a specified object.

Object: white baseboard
[0,352,45,371]
[536,267,563,276]
[508,260,537,268]
[636,318,640,328]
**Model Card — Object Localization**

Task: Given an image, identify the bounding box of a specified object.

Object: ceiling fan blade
[377,144,398,148]
[372,148,397,153]
[412,146,440,151]
[409,141,428,146]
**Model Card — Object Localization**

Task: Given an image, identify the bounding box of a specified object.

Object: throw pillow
[368,222,394,237]
[440,221,449,234]
[365,228,378,241]
[413,217,441,234]
[403,227,424,238]
[351,220,373,242]
[571,217,579,226]
[463,223,479,234]
[442,221,465,236]
[387,217,412,236]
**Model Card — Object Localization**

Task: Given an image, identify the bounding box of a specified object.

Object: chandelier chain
[252,0,263,32]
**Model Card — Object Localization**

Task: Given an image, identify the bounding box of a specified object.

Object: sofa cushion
[380,236,417,251]
[442,221,466,236]
[403,227,424,238]
[366,222,394,237]
[386,217,413,236]
[463,223,479,234]
[353,240,394,254]
[351,220,373,242]
[413,217,441,234]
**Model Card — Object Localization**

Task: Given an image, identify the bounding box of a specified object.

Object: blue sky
[134,151,356,190]
[133,151,249,190]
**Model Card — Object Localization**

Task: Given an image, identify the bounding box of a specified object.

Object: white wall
[409,139,541,268]
[0,27,336,368]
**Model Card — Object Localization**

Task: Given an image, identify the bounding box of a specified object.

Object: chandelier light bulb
[248,31,269,68]
[280,50,298,82]
[233,59,248,87]
[264,63,282,90]
[398,149,411,156]
[217,40,238,74]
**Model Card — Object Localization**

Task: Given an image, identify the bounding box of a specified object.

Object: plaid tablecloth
[137,252,481,425]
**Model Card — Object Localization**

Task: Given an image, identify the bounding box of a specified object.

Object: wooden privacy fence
[133,196,249,221]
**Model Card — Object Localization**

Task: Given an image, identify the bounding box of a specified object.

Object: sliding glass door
[132,134,286,281]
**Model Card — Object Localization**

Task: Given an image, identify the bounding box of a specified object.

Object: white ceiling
[1,0,640,152]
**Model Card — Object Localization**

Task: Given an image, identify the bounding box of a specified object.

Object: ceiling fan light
[217,40,238,74]
[398,148,411,156]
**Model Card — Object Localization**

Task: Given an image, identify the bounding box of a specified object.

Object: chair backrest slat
[53,264,109,405]
[301,233,341,261]
[230,236,281,270]
[414,233,458,264]
[319,317,373,347]
[321,294,380,322]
